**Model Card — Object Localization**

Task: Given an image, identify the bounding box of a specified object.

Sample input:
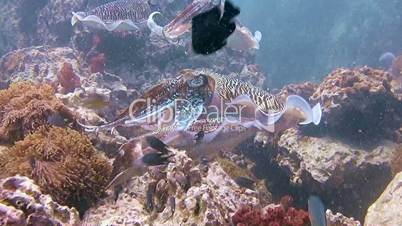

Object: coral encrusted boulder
[0,175,80,226]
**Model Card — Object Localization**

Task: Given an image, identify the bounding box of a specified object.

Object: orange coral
[0,81,76,143]
[58,62,80,93]
[0,127,112,213]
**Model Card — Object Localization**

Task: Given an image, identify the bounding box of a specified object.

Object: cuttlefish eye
[187,74,207,88]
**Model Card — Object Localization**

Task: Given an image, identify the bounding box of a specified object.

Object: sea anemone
[0,126,112,213]
[0,81,76,143]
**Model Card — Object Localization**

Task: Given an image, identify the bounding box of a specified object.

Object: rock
[278,81,319,101]
[326,209,361,226]
[0,0,86,55]
[364,172,402,226]
[276,128,398,220]
[83,149,263,225]
[311,67,402,147]
[37,0,86,46]
[0,175,80,226]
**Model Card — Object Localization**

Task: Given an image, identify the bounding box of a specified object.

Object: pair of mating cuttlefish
[71,0,262,51]
[79,69,321,188]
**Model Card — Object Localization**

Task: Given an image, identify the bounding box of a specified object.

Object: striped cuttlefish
[79,69,321,187]
[71,0,261,51]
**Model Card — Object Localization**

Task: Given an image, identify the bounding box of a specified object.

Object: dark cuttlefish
[147,0,262,53]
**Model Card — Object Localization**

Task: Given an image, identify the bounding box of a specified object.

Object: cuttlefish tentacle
[78,76,187,132]
[147,0,221,39]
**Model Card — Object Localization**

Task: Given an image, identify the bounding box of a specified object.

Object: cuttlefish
[79,69,322,187]
[147,0,262,51]
[71,0,156,32]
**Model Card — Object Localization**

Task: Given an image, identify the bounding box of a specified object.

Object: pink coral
[232,196,310,226]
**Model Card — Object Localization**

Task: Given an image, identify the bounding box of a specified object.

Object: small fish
[146,136,169,154]
[191,0,240,55]
[234,176,256,190]
[141,151,172,166]
[379,52,396,70]
[142,136,174,166]
[308,195,327,226]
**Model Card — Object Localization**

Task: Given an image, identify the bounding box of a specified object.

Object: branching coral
[232,196,310,226]
[0,81,76,143]
[0,126,112,213]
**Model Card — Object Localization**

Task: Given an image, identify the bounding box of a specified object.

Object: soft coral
[57,62,80,93]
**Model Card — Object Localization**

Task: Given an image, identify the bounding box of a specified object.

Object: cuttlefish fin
[228,94,257,108]
[284,95,322,125]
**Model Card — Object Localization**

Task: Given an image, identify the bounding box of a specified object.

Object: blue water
[234,0,402,87]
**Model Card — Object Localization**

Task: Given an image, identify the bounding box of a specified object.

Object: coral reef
[0,81,76,143]
[310,67,402,146]
[58,62,81,93]
[0,127,112,213]
[275,128,396,220]
[278,82,318,101]
[0,175,80,226]
[0,46,88,85]
[83,149,265,225]
[364,171,402,226]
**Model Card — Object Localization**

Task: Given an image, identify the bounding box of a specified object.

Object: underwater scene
[0,0,401,225]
